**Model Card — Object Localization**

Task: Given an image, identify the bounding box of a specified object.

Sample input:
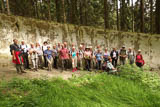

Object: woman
[29,43,38,71]
[136,50,145,68]
[84,47,92,71]
[95,49,103,70]
[44,46,54,71]
[71,47,77,72]
[128,48,135,65]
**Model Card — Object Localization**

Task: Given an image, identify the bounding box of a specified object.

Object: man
[20,41,30,70]
[110,48,119,67]
[10,39,26,74]
[107,57,118,74]
[29,43,39,71]
[59,44,69,72]
[119,46,127,65]
[44,46,54,71]
[42,41,48,67]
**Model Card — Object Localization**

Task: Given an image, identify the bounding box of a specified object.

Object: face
[14,39,18,44]
[36,43,39,46]
[105,48,107,51]
[47,47,50,50]
[58,43,60,46]
[53,46,56,49]
[129,48,131,51]
[22,41,24,45]
[113,48,116,51]
[31,44,34,48]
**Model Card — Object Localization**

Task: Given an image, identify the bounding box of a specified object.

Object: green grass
[0,65,160,107]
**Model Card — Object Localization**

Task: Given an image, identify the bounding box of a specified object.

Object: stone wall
[0,14,160,68]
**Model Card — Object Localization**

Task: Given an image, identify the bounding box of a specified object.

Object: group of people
[10,39,145,74]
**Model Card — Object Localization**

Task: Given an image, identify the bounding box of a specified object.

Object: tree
[116,0,119,30]
[48,0,51,20]
[140,0,144,32]
[1,0,5,13]
[104,0,109,29]
[155,0,160,34]
[6,0,10,15]
[61,0,66,23]
[150,0,153,33]
[131,0,134,32]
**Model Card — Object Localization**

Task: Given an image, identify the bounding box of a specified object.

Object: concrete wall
[0,14,160,68]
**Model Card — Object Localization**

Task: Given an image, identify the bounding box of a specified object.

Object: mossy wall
[0,14,160,68]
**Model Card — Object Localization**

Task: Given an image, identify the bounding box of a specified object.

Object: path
[0,67,88,81]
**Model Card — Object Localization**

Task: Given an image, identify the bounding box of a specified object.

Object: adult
[95,49,103,70]
[71,47,78,72]
[29,44,38,71]
[110,48,118,67]
[77,45,84,70]
[136,50,145,68]
[60,44,69,71]
[20,41,30,69]
[103,48,110,62]
[35,43,43,69]
[84,47,92,71]
[128,48,135,65]
[11,39,25,74]
[107,57,118,74]
[42,41,48,67]
[119,46,127,65]
[63,42,70,69]
[44,46,53,71]
[53,45,58,69]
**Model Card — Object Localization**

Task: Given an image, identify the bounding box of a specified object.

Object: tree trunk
[116,0,119,30]
[48,0,51,20]
[79,0,84,25]
[6,0,10,15]
[150,0,153,33]
[132,0,134,32]
[61,0,66,23]
[1,0,5,13]
[140,0,144,32]
[155,0,160,34]
[104,0,109,29]
[120,0,125,31]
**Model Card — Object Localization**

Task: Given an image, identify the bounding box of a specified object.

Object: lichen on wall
[0,13,160,69]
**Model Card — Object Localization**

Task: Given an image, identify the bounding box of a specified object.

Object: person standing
[110,48,119,67]
[60,44,69,72]
[35,43,43,69]
[136,50,145,68]
[71,47,78,72]
[42,41,48,68]
[44,46,54,71]
[29,44,39,71]
[53,45,58,69]
[103,48,110,62]
[11,39,26,74]
[119,46,127,65]
[77,45,84,70]
[63,42,70,69]
[20,41,30,70]
[95,49,103,70]
[128,48,135,65]
[84,47,92,71]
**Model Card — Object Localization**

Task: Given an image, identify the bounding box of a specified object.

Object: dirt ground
[0,67,89,81]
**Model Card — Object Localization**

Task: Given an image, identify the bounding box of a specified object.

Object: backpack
[10,44,14,55]
[136,54,145,65]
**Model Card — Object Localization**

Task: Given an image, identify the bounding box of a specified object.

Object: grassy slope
[0,70,160,107]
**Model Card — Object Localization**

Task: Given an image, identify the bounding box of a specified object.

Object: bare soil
[0,67,88,81]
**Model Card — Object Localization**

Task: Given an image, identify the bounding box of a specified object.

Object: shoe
[21,71,27,73]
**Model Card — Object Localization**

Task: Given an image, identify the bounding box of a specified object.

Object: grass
[0,65,160,107]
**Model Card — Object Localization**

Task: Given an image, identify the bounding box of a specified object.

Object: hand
[13,56,16,60]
